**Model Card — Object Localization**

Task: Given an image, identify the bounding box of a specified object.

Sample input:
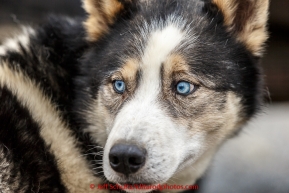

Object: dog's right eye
[113,80,126,94]
[176,81,196,96]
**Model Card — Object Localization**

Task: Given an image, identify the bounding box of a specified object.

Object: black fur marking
[0,86,66,193]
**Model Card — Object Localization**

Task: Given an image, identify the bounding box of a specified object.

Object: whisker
[78,152,103,158]
[87,145,104,148]
[86,146,104,152]
[93,166,104,170]
[91,161,103,163]
[93,171,105,176]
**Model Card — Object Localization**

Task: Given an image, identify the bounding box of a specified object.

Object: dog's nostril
[110,156,120,165]
[109,144,146,175]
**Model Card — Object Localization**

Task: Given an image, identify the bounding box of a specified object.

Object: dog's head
[76,0,269,191]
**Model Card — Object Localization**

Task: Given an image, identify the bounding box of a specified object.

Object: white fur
[0,47,7,56]
[0,27,35,56]
[0,63,107,193]
[139,24,184,97]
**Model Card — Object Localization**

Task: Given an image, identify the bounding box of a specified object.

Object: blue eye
[176,81,194,95]
[113,80,126,94]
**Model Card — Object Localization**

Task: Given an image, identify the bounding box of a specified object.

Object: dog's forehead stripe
[137,24,185,98]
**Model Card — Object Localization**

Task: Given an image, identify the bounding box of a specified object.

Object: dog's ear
[208,0,269,56]
[82,0,136,41]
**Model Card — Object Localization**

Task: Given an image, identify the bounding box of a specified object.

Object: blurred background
[0,0,288,192]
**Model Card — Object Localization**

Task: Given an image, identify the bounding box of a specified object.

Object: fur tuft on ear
[211,0,269,56]
[82,0,135,41]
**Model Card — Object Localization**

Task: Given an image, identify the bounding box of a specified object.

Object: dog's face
[77,0,268,191]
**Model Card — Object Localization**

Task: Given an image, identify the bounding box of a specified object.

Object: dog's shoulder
[0,16,101,193]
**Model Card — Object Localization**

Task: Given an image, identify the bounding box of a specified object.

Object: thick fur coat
[0,0,269,192]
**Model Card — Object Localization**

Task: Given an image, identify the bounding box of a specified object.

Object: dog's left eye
[113,80,126,94]
[176,81,195,95]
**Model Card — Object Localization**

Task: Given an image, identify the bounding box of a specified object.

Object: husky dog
[0,0,269,193]
[77,0,269,192]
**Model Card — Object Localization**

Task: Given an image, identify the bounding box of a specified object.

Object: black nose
[109,144,146,175]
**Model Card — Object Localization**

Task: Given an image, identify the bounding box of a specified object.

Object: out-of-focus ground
[0,1,288,193]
